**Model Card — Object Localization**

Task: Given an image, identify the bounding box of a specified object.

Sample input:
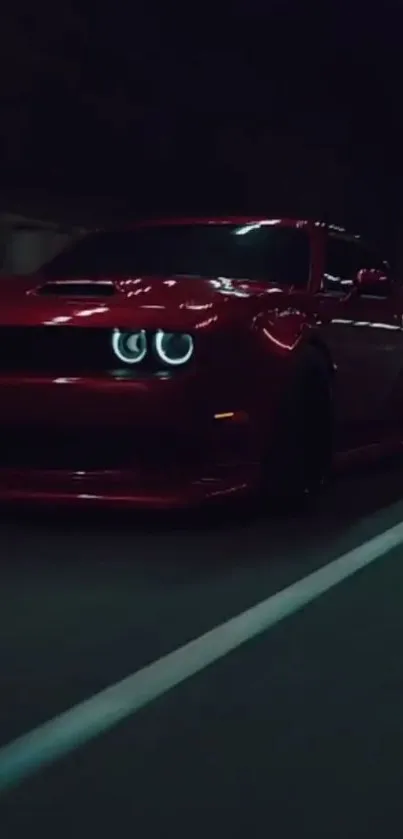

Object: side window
[323,236,386,294]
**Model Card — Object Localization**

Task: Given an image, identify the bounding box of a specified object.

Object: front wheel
[261,351,333,511]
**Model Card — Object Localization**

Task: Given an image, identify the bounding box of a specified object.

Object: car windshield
[41,223,310,286]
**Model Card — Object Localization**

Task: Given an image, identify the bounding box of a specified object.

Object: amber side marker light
[214,411,249,423]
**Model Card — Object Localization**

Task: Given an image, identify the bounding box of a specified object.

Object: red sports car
[0,216,400,509]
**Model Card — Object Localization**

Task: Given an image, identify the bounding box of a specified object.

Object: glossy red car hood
[0,274,285,330]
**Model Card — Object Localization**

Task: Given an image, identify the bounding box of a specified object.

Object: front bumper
[0,465,257,510]
[0,374,259,509]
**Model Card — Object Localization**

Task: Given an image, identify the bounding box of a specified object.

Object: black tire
[261,347,333,511]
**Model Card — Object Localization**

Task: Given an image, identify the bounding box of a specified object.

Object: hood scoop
[35,280,117,298]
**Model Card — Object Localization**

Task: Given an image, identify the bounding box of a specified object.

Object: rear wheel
[261,348,333,511]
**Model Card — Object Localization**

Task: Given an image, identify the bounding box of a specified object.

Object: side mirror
[354,268,391,295]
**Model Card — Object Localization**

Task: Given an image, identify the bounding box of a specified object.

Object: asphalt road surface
[2,459,403,838]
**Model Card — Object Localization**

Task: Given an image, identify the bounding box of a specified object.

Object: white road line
[1,520,403,794]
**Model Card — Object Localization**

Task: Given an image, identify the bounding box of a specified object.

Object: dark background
[1,1,402,257]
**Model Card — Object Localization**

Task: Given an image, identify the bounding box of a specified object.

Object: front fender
[246,310,322,437]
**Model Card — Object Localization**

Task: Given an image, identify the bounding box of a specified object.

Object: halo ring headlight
[154,330,194,366]
[112,329,147,364]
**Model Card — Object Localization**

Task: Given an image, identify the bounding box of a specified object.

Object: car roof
[131,216,312,229]
[94,218,357,237]
[130,218,357,234]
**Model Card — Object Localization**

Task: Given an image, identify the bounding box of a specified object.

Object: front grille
[0,427,203,471]
[0,327,119,373]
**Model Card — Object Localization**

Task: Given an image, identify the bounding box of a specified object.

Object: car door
[316,232,403,451]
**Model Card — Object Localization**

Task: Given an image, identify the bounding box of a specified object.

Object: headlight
[154,330,194,366]
[112,329,147,364]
